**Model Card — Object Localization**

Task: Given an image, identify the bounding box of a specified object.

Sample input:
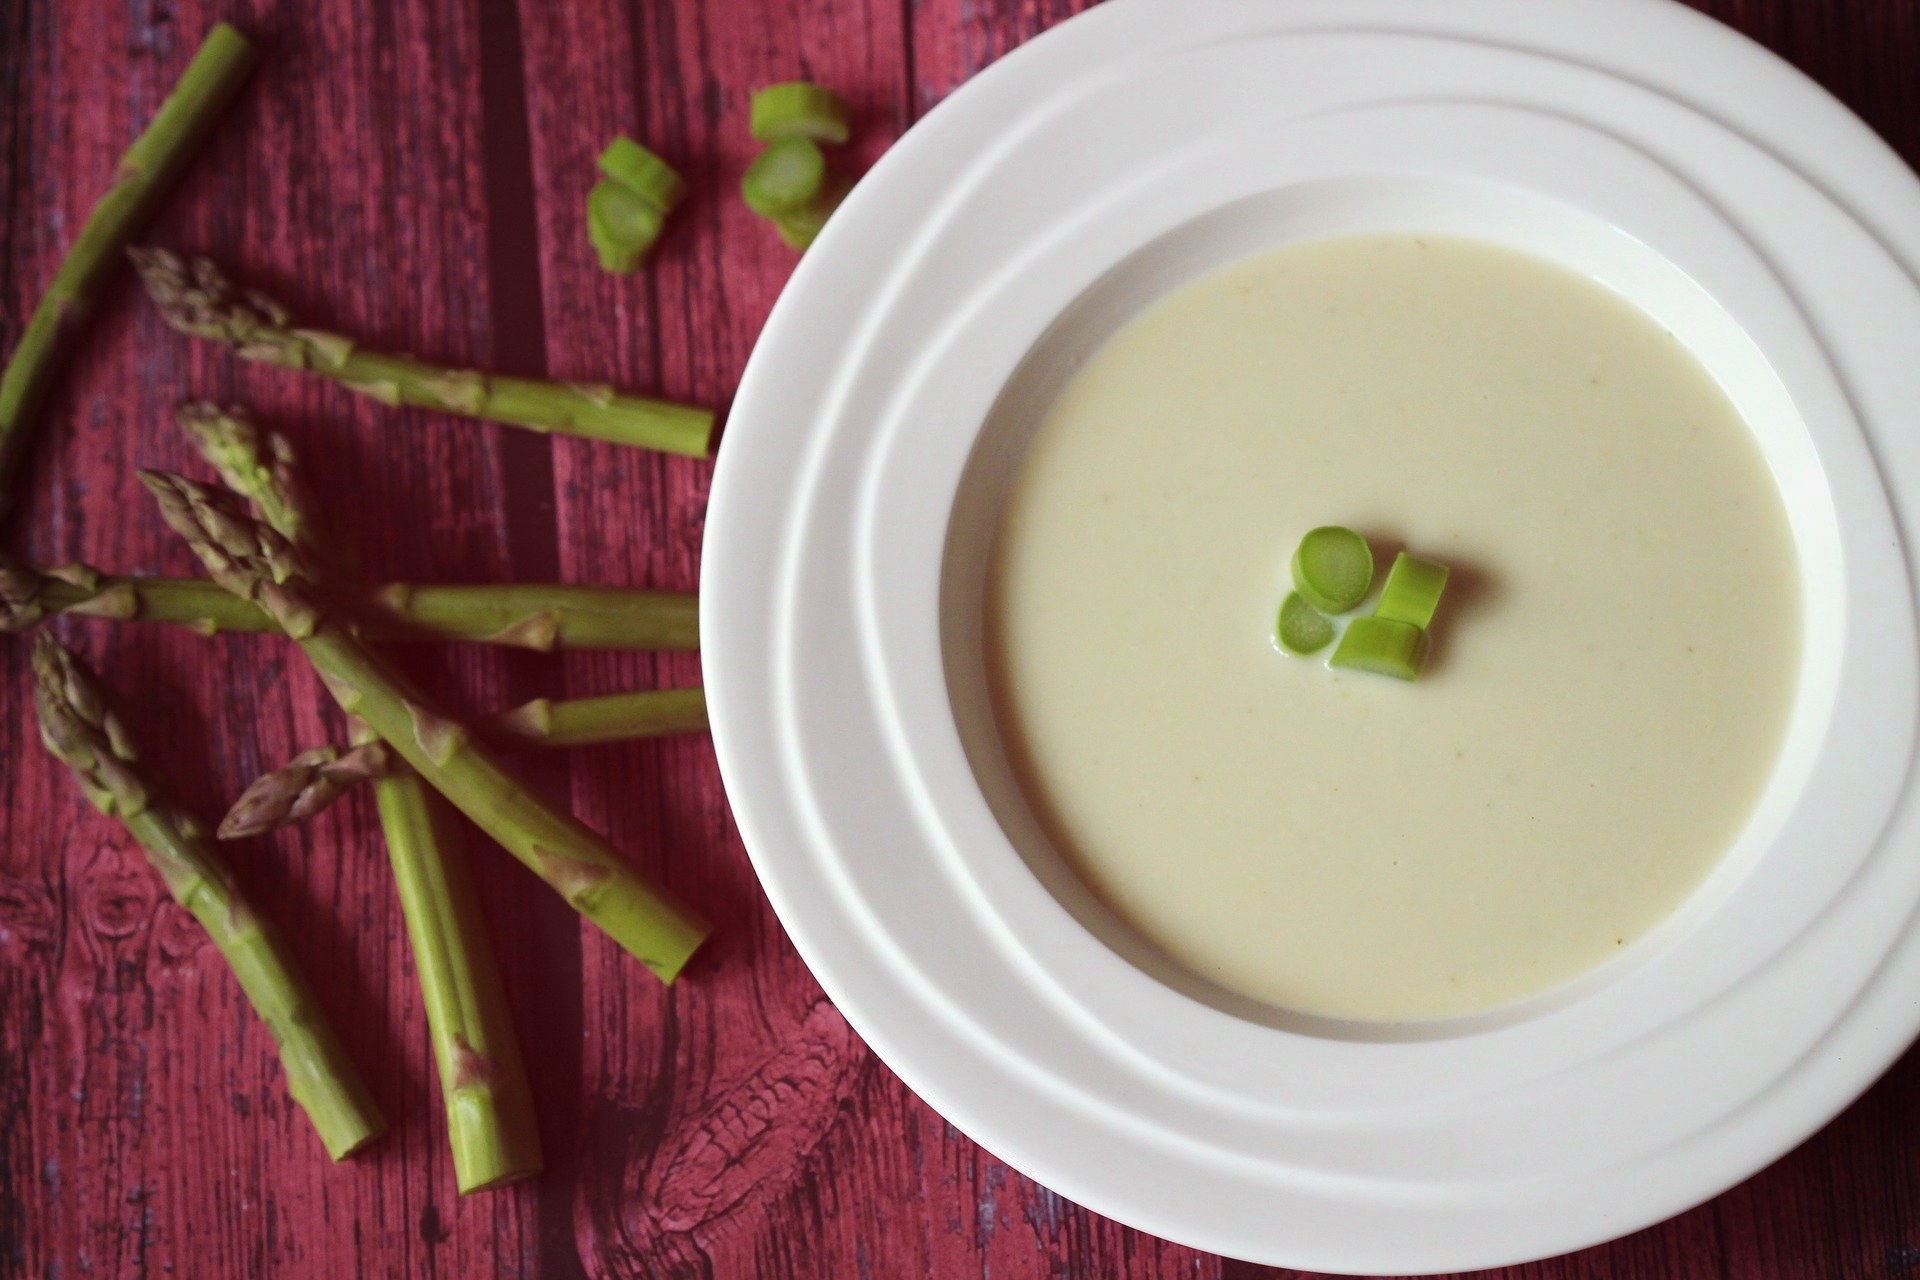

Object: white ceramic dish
[703,0,1920,1271]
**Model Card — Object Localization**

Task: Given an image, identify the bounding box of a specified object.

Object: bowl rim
[703,0,1920,1270]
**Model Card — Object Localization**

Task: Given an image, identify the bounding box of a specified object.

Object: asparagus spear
[220,741,398,839]
[176,402,319,552]
[356,722,541,1191]
[0,24,258,523]
[195,400,544,1190]
[490,687,708,748]
[222,689,710,836]
[141,470,710,982]
[0,555,699,651]
[129,248,713,458]
[362,581,698,650]
[30,635,383,1159]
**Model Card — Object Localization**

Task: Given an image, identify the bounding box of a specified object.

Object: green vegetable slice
[750,81,853,145]
[1329,616,1428,681]
[587,181,665,273]
[742,137,827,217]
[597,136,685,212]
[1374,552,1450,629]
[773,178,849,250]
[1291,526,1374,614]
[775,213,824,250]
[1276,592,1334,655]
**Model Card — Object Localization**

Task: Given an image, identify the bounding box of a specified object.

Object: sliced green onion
[587,181,665,273]
[1373,552,1450,629]
[1329,616,1428,681]
[1276,592,1334,655]
[597,136,685,212]
[750,82,853,145]
[1291,526,1374,614]
[742,137,827,218]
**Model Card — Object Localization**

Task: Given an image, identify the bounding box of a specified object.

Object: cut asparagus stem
[1372,552,1451,630]
[588,182,666,273]
[773,177,849,251]
[364,581,699,651]
[30,635,383,1159]
[1329,615,1428,681]
[357,721,542,1192]
[0,556,699,651]
[750,82,853,145]
[489,688,708,748]
[742,137,827,217]
[129,248,714,458]
[590,139,682,272]
[0,24,258,524]
[142,471,711,982]
[1276,592,1334,656]
[222,689,709,835]
[1291,526,1375,615]
[597,137,685,212]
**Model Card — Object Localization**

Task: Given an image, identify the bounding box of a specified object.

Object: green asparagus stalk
[210,404,543,1192]
[141,470,710,982]
[0,24,258,523]
[357,725,542,1191]
[30,635,383,1159]
[490,687,708,747]
[129,248,713,458]
[363,581,698,651]
[220,741,397,839]
[222,689,709,835]
[176,401,319,552]
[0,555,699,651]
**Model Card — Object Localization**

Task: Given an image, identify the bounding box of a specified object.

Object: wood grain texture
[1,1,1918,1277]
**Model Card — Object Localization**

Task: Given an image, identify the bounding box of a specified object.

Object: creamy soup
[986,234,1800,1022]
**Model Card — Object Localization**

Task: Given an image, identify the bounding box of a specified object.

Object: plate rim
[702,0,1920,1270]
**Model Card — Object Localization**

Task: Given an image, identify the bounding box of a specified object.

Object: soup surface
[985,234,1800,1021]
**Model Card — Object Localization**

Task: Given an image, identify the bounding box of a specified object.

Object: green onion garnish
[1329,616,1428,681]
[597,136,685,213]
[1276,592,1334,655]
[587,181,665,273]
[1291,526,1374,614]
[742,137,827,218]
[750,82,854,145]
[1373,552,1450,630]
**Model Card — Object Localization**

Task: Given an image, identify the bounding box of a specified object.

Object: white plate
[702,1,1920,1271]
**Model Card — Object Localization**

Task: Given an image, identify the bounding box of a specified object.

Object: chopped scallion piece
[1374,552,1450,629]
[587,181,665,273]
[750,81,854,145]
[742,137,827,217]
[1329,616,1428,681]
[597,136,685,212]
[1277,592,1334,655]
[1291,526,1374,614]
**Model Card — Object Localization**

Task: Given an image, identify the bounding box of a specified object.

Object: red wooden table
[3,2,1918,1277]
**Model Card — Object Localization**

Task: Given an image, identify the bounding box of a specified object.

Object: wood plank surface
[1,1,1917,1277]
